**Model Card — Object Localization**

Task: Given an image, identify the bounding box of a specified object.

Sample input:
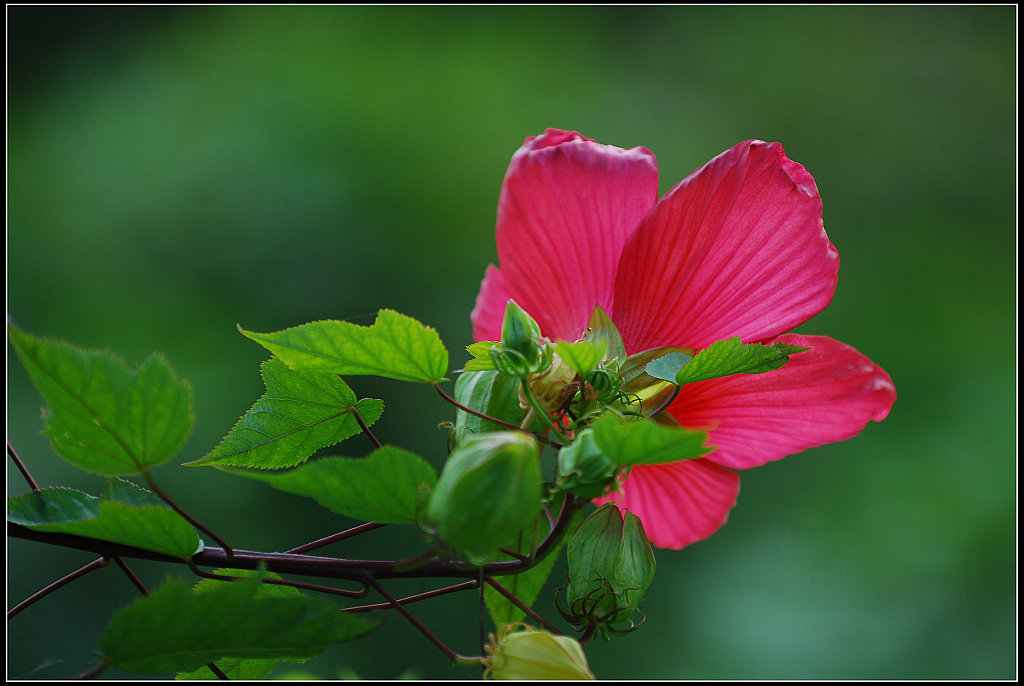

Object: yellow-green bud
[484,623,595,680]
[426,432,543,566]
[563,504,656,630]
[520,352,579,415]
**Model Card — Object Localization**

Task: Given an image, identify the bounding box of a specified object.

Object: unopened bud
[563,504,656,630]
[491,300,550,378]
[426,432,543,566]
[520,352,578,414]
[484,623,595,680]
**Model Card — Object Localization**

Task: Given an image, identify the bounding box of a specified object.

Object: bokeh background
[7,5,1016,680]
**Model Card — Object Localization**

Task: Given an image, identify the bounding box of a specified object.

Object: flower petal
[597,458,740,550]
[613,140,839,352]
[488,129,659,342]
[470,264,511,342]
[668,334,896,470]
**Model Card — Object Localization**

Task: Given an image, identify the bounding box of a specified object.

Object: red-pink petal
[613,140,839,352]
[597,458,740,550]
[488,129,659,342]
[470,264,511,342]
[668,334,896,470]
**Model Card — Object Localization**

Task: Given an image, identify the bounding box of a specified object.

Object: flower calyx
[483,622,595,680]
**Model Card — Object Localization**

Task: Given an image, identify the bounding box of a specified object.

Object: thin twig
[286,522,387,554]
[346,579,479,612]
[113,556,149,595]
[188,562,370,598]
[142,470,234,558]
[484,577,564,634]
[350,405,382,449]
[8,440,40,491]
[7,557,110,619]
[366,577,481,666]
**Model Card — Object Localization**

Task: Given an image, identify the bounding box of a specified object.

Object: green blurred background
[7,6,1015,680]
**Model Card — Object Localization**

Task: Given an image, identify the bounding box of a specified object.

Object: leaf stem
[350,405,382,449]
[433,383,559,448]
[188,562,370,598]
[366,577,481,665]
[484,576,563,634]
[6,556,110,619]
[142,470,234,558]
[345,579,479,612]
[7,440,40,491]
[286,522,388,554]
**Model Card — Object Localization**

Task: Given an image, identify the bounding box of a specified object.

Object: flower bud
[562,504,656,631]
[490,300,550,378]
[556,429,617,499]
[426,432,543,566]
[519,352,578,415]
[484,623,595,680]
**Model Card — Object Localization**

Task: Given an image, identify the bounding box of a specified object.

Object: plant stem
[8,440,40,491]
[646,383,682,419]
[142,470,234,558]
[345,580,479,613]
[433,383,560,447]
[7,557,110,619]
[484,577,564,634]
[286,522,387,554]
[350,405,383,449]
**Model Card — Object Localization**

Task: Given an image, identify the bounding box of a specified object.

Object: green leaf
[8,324,193,476]
[552,340,608,378]
[100,572,378,676]
[223,446,436,524]
[452,370,526,443]
[582,305,627,363]
[643,351,693,383]
[651,337,810,387]
[175,569,307,680]
[187,357,383,470]
[7,481,201,559]
[463,341,499,372]
[589,414,712,467]
[239,309,449,384]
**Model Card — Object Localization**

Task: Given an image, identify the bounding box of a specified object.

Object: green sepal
[7,480,201,560]
[8,324,193,476]
[221,446,436,525]
[187,357,383,470]
[583,305,627,364]
[99,570,378,676]
[239,309,449,384]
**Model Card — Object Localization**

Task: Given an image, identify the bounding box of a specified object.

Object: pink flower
[471,129,896,550]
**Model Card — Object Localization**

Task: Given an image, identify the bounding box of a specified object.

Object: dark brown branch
[7,556,110,619]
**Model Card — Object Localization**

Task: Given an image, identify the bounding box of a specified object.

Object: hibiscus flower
[470,129,896,550]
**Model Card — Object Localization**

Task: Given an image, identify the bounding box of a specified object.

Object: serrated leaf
[100,573,378,676]
[188,357,383,469]
[655,337,810,387]
[452,370,525,443]
[224,446,436,524]
[463,341,499,372]
[552,340,608,378]
[7,481,201,559]
[590,414,712,467]
[176,569,306,680]
[239,309,449,384]
[8,325,193,476]
[643,351,693,383]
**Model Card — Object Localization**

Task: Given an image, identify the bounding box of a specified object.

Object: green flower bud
[426,432,543,566]
[556,429,617,499]
[490,300,551,378]
[562,504,656,631]
[520,352,578,415]
[484,623,595,680]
